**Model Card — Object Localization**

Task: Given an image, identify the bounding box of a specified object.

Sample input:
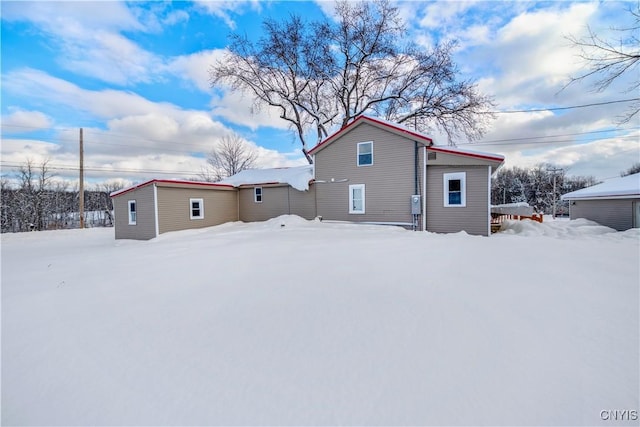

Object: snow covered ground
[2,217,638,426]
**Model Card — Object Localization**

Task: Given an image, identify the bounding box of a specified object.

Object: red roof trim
[110,179,235,198]
[427,146,505,163]
[308,116,434,155]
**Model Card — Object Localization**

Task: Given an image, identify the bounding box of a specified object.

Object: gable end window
[357,141,373,166]
[443,172,466,207]
[254,187,263,203]
[190,198,204,219]
[349,184,365,214]
[128,200,137,225]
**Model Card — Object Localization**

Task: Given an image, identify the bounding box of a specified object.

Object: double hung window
[443,172,466,207]
[190,198,204,219]
[357,141,373,166]
[128,200,136,225]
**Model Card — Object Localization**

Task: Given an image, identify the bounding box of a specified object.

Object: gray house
[111,179,237,240]
[111,116,505,239]
[309,116,504,235]
[561,173,640,231]
[220,166,316,222]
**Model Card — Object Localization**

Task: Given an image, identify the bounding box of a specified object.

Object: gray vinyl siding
[569,198,638,231]
[113,184,157,240]
[239,185,316,222]
[314,122,424,225]
[426,165,490,236]
[288,185,317,219]
[427,149,502,167]
[156,186,238,234]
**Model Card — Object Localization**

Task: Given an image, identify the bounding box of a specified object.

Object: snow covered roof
[110,179,234,198]
[308,115,504,163]
[561,173,640,200]
[428,145,505,163]
[219,165,314,191]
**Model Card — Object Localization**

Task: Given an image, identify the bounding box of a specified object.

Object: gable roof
[561,173,640,200]
[308,115,433,155]
[308,115,504,163]
[219,165,314,191]
[110,179,234,198]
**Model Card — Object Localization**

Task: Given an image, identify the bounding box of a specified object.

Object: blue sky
[1,1,638,188]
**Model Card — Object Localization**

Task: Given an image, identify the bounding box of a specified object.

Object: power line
[3,123,638,151]
[458,135,639,147]
[472,127,639,144]
[0,161,202,177]
[487,98,640,114]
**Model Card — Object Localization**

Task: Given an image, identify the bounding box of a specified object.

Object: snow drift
[2,217,638,426]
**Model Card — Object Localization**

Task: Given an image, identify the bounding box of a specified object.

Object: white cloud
[168,49,227,92]
[1,109,52,132]
[495,132,640,180]
[209,90,291,131]
[1,2,144,33]
[417,1,479,29]
[163,9,190,26]
[192,1,262,29]
[2,1,166,86]
[0,69,304,184]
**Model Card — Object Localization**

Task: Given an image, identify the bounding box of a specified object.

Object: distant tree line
[620,162,640,177]
[1,160,123,233]
[491,164,598,215]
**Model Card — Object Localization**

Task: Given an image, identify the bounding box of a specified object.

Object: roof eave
[308,116,434,155]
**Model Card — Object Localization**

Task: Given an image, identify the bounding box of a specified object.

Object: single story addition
[111,179,237,240]
[111,116,506,239]
[561,172,640,231]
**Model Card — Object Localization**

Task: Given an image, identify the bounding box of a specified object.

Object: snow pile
[220,165,314,191]
[497,217,635,239]
[2,218,638,426]
[562,172,640,199]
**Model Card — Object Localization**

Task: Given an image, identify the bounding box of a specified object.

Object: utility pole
[79,128,84,229]
[547,167,563,219]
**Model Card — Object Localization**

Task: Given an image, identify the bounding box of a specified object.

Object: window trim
[349,184,366,214]
[357,141,373,166]
[190,198,204,220]
[254,187,263,203]
[128,200,137,225]
[443,172,466,207]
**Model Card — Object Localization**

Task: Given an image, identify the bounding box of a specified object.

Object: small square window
[254,187,263,203]
[357,141,373,166]
[349,184,365,214]
[443,172,466,207]
[128,200,136,225]
[190,198,204,219]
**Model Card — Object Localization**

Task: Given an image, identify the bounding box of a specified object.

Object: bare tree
[621,162,640,177]
[565,4,640,123]
[210,0,495,163]
[15,159,55,231]
[200,133,258,181]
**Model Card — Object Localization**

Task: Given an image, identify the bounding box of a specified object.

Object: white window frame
[443,172,466,207]
[357,141,373,166]
[254,187,263,203]
[128,200,137,225]
[349,184,365,214]
[190,198,204,220]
